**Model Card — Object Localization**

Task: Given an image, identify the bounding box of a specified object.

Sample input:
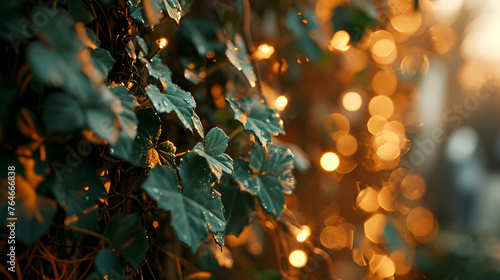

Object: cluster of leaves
[0,0,320,278]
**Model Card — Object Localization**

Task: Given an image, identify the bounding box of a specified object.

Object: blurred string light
[274,95,288,111]
[145,38,168,60]
[304,0,450,277]
[329,30,351,52]
[342,91,362,111]
[253,44,275,60]
[320,152,340,171]
[289,250,308,268]
[296,225,311,242]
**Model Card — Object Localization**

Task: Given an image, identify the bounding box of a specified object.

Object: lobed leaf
[191,127,233,181]
[142,152,226,253]
[226,97,284,148]
[146,84,204,138]
[231,144,295,218]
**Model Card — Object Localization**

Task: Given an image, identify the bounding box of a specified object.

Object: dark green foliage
[227,97,285,148]
[0,0,301,277]
[232,144,295,218]
[191,127,233,181]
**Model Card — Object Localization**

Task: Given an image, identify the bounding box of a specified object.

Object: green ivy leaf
[142,153,226,253]
[232,144,295,218]
[192,127,233,181]
[225,34,256,88]
[42,93,85,134]
[26,8,102,104]
[0,153,57,245]
[107,85,139,161]
[85,87,123,145]
[218,175,255,236]
[91,48,116,78]
[129,0,182,27]
[102,212,148,269]
[94,247,124,280]
[148,55,173,87]
[146,84,204,138]
[179,153,226,246]
[226,97,284,148]
[127,108,176,169]
[53,163,107,232]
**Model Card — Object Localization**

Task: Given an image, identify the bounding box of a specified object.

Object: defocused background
[208,0,500,279]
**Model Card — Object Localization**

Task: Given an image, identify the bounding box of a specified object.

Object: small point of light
[320,152,340,171]
[84,186,89,191]
[296,226,311,242]
[329,30,351,52]
[265,221,275,229]
[302,19,308,24]
[152,221,159,228]
[289,250,308,268]
[342,91,362,111]
[156,38,168,49]
[274,95,288,111]
[254,44,275,60]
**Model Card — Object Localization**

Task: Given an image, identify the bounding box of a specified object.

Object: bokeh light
[372,70,397,96]
[320,152,340,171]
[329,30,351,52]
[342,91,362,111]
[274,95,288,111]
[289,250,308,268]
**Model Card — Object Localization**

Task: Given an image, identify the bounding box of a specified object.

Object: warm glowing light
[367,115,388,135]
[320,226,349,250]
[372,70,397,96]
[289,250,307,268]
[406,207,435,238]
[274,95,288,111]
[329,30,351,52]
[370,31,397,64]
[377,143,400,161]
[296,226,311,242]
[400,52,429,78]
[429,24,456,54]
[378,187,397,212]
[254,44,275,60]
[369,95,394,118]
[156,38,168,49]
[249,242,263,255]
[84,186,90,191]
[342,91,362,111]
[372,39,396,58]
[152,221,159,228]
[357,188,379,213]
[343,47,368,73]
[390,12,422,35]
[390,250,412,276]
[369,254,396,277]
[336,134,358,156]
[320,152,340,171]
[364,213,387,243]
[329,113,350,140]
[401,174,426,200]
